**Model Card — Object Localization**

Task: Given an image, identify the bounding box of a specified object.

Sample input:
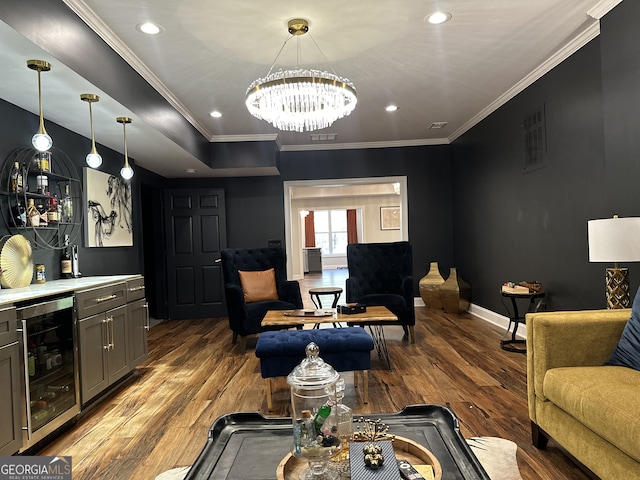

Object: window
[314,209,348,255]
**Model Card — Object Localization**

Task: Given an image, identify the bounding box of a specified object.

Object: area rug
[466,436,523,480]
[155,437,522,480]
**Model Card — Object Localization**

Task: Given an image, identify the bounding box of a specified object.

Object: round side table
[309,287,343,309]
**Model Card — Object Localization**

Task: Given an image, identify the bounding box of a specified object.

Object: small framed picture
[380,206,401,230]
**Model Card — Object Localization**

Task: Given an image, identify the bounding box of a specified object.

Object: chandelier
[245,19,357,132]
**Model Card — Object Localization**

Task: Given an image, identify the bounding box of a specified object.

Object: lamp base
[606,267,630,309]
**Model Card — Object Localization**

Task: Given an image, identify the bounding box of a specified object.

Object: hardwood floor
[38,270,590,479]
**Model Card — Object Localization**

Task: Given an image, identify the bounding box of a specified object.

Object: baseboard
[414,297,525,340]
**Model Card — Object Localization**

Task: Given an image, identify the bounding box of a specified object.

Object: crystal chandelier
[245,19,357,132]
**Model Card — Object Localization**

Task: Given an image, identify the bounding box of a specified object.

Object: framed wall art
[380,206,401,230]
[83,167,133,247]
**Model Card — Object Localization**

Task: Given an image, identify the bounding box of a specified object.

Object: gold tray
[276,435,442,480]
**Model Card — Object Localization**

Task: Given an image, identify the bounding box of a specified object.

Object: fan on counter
[0,234,34,288]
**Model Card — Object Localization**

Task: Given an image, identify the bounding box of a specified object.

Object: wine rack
[0,147,83,250]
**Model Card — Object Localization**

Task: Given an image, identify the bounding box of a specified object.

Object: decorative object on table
[0,234,33,288]
[83,167,133,247]
[501,282,529,294]
[380,206,401,230]
[588,215,640,309]
[287,342,342,480]
[27,60,53,152]
[284,309,335,317]
[245,18,357,133]
[353,418,395,443]
[438,268,471,314]
[419,262,445,309]
[338,304,367,315]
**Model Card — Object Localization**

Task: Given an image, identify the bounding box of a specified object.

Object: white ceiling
[0,0,621,178]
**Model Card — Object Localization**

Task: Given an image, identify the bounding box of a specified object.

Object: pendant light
[80,94,102,168]
[116,117,134,180]
[27,60,53,152]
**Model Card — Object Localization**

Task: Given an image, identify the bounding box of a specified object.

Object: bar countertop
[0,275,142,306]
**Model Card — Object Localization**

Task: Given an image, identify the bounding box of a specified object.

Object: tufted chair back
[221,247,303,352]
[346,241,416,342]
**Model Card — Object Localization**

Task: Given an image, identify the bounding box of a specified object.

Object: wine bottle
[61,183,73,223]
[27,198,40,227]
[10,161,23,193]
[61,236,72,279]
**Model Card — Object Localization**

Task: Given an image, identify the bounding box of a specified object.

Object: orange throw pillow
[238,268,278,303]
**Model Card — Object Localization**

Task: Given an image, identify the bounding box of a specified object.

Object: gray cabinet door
[107,305,129,385]
[128,299,148,368]
[0,341,22,455]
[78,313,109,404]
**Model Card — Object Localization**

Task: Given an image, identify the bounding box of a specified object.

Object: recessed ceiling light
[209,111,222,118]
[136,22,164,35]
[426,12,452,25]
[385,105,398,112]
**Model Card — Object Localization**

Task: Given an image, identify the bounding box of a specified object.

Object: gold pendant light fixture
[245,18,357,132]
[116,117,134,180]
[80,93,103,168]
[27,60,53,152]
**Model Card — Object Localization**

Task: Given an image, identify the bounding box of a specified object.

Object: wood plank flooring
[38,270,590,479]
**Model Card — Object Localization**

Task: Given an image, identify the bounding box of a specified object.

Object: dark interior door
[164,188,227,320]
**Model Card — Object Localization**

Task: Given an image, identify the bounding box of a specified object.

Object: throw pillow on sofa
[605,286,640,371]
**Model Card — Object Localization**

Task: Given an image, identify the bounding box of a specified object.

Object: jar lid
[286,342,340,390]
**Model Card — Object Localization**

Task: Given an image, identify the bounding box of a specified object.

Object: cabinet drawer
[126,277,145,302]
[76,282,127,319]
[0,306,17,347]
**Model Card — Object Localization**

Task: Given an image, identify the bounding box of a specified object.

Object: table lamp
[588,215,640,308]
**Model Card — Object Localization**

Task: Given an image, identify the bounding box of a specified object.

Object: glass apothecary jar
[287,342,342,480]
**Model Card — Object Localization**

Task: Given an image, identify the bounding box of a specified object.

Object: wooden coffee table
[262,306,398,371]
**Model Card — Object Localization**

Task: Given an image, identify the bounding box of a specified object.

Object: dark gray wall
[169,145,455,293]
[450,1,640,313]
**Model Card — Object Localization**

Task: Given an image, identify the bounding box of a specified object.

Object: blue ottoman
[255,327,374,410]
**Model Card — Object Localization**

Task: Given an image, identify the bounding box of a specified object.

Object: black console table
[500,290,545,353]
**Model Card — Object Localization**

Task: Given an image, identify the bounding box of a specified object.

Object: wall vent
[310,133,337,141]
[429,121,448,129]
[523,105,547,173]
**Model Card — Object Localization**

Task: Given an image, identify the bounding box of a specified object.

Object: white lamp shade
[588,217,640,262]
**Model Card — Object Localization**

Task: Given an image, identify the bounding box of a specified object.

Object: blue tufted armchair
[221,247,303,353]
[345,241,415,343]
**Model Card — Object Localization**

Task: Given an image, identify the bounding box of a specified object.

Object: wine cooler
[17,295,80,451]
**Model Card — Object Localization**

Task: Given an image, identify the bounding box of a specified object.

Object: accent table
[500,289,545,353]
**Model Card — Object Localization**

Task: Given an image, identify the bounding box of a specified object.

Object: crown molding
[587,0,623,20]
[280,137,449,152]
[449,20,600,143]
[62,0,214,139]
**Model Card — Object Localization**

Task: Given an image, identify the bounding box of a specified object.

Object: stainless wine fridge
[17,295,80,452]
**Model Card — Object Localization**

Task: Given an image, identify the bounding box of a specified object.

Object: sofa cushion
[543,365,640,463]
[238,268,278,303]
[606,286,640,371]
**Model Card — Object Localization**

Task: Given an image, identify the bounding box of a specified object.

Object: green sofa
[527,308,640,479]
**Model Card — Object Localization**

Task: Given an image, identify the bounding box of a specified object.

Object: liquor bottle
[61,184,73,223]
[36,197,48,226]
[13,198,27,226]
[60,237,72,279]
[47,196,59,224]
[10,161,23,193]
[27,198,40,227]
[36,174,48,195]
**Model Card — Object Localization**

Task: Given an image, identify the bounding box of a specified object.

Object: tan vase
[439,268,471,314]
[419,262,445,309]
